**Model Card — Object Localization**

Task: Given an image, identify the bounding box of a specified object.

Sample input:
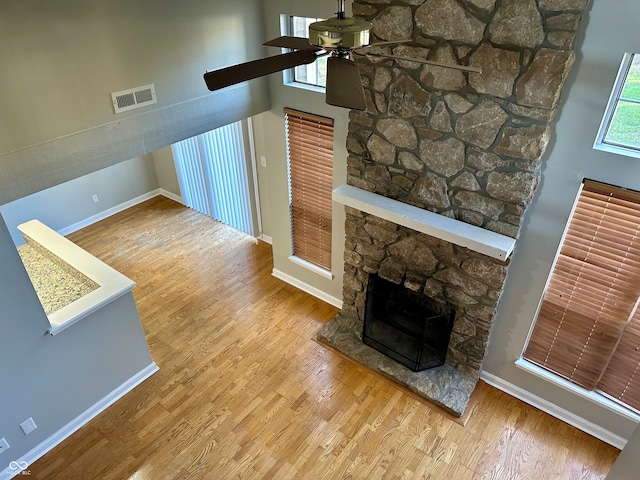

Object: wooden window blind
[284,108,334,271]
[524,180,640,412]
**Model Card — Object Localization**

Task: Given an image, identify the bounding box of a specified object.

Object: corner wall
[484,0,640,444]
[0,214,155,468]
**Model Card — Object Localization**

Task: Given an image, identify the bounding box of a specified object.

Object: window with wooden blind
[284,108,334,271]
[524,179,640,412]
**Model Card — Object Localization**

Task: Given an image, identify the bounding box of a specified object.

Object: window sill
[593,141,640,160]
[283,80,325,95]
[515,358,640,422]
[288,255,333,280]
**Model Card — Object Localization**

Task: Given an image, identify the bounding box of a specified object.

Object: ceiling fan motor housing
[308,17,372,50]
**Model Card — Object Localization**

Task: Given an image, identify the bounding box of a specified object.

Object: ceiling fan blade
[263,36,319,51]
[362,52,482,74]
[325,56,367,110]
[204,49,318,91]
[362,40,411,48]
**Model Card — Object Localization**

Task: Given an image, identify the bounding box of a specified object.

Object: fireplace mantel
[333,184,515,260]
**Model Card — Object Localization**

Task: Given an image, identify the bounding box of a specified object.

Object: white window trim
[283,69,326,94]
[279,14,326,94]
[593,52,640,159]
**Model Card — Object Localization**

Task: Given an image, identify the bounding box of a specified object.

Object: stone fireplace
[318,0,588,416]
[318,194,512,415]
[363,272,455,372]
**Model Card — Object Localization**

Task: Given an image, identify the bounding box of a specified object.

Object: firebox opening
[363,274,455,372]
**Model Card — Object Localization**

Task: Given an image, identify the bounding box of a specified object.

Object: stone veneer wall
[335,0,589,380]
[348,0,589,233]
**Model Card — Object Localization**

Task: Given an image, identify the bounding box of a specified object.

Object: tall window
[284,108,334,271]
[523,180,640,412]
[594,53,640,159]
[286,16,327,88]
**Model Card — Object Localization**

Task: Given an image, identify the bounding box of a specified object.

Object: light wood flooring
[31,196,618,479]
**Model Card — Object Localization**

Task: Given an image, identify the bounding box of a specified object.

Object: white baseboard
[480,371,626,449]
[158,189,183,205]
[57,189,183,237]
[1,363,158,480]
[260,234,273,245]
[58,190,162,237]
[272,268,342,309]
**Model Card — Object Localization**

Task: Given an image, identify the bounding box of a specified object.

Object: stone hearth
[319,312,475,416]
[319,0,589,417]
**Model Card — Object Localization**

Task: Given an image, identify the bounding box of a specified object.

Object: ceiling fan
[203,0,481,110]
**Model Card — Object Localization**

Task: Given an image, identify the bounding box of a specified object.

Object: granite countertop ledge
[17,220,136,335]
[18,241,99,315]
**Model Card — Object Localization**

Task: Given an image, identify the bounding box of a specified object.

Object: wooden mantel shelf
[332,184,516,261]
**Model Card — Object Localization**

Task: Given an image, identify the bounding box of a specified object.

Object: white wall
[606,423,640,478]
[0,214,155,470]
[0,1,269,470]
[0,0,269,205]
[1,1,261,152]
[252,123,273,241]
[484,0,640,444]
[0,155,159,245]
[253,0,351,306]
[152,146,182,200]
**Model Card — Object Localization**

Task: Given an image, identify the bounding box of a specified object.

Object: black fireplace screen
[363,274,455,372]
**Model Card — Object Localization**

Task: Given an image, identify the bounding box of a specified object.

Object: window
[284,16,327,89]
[523,180,640,412]
[594,53,640,159]
[171,120,257,236]
[284,108,334,272]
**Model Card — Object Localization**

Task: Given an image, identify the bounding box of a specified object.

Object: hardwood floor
[30,196,618,479]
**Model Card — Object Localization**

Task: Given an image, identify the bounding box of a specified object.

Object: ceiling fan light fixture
[201,0,481,110]
[308,17,372,50]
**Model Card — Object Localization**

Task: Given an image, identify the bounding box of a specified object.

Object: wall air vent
[111,83,157,114]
